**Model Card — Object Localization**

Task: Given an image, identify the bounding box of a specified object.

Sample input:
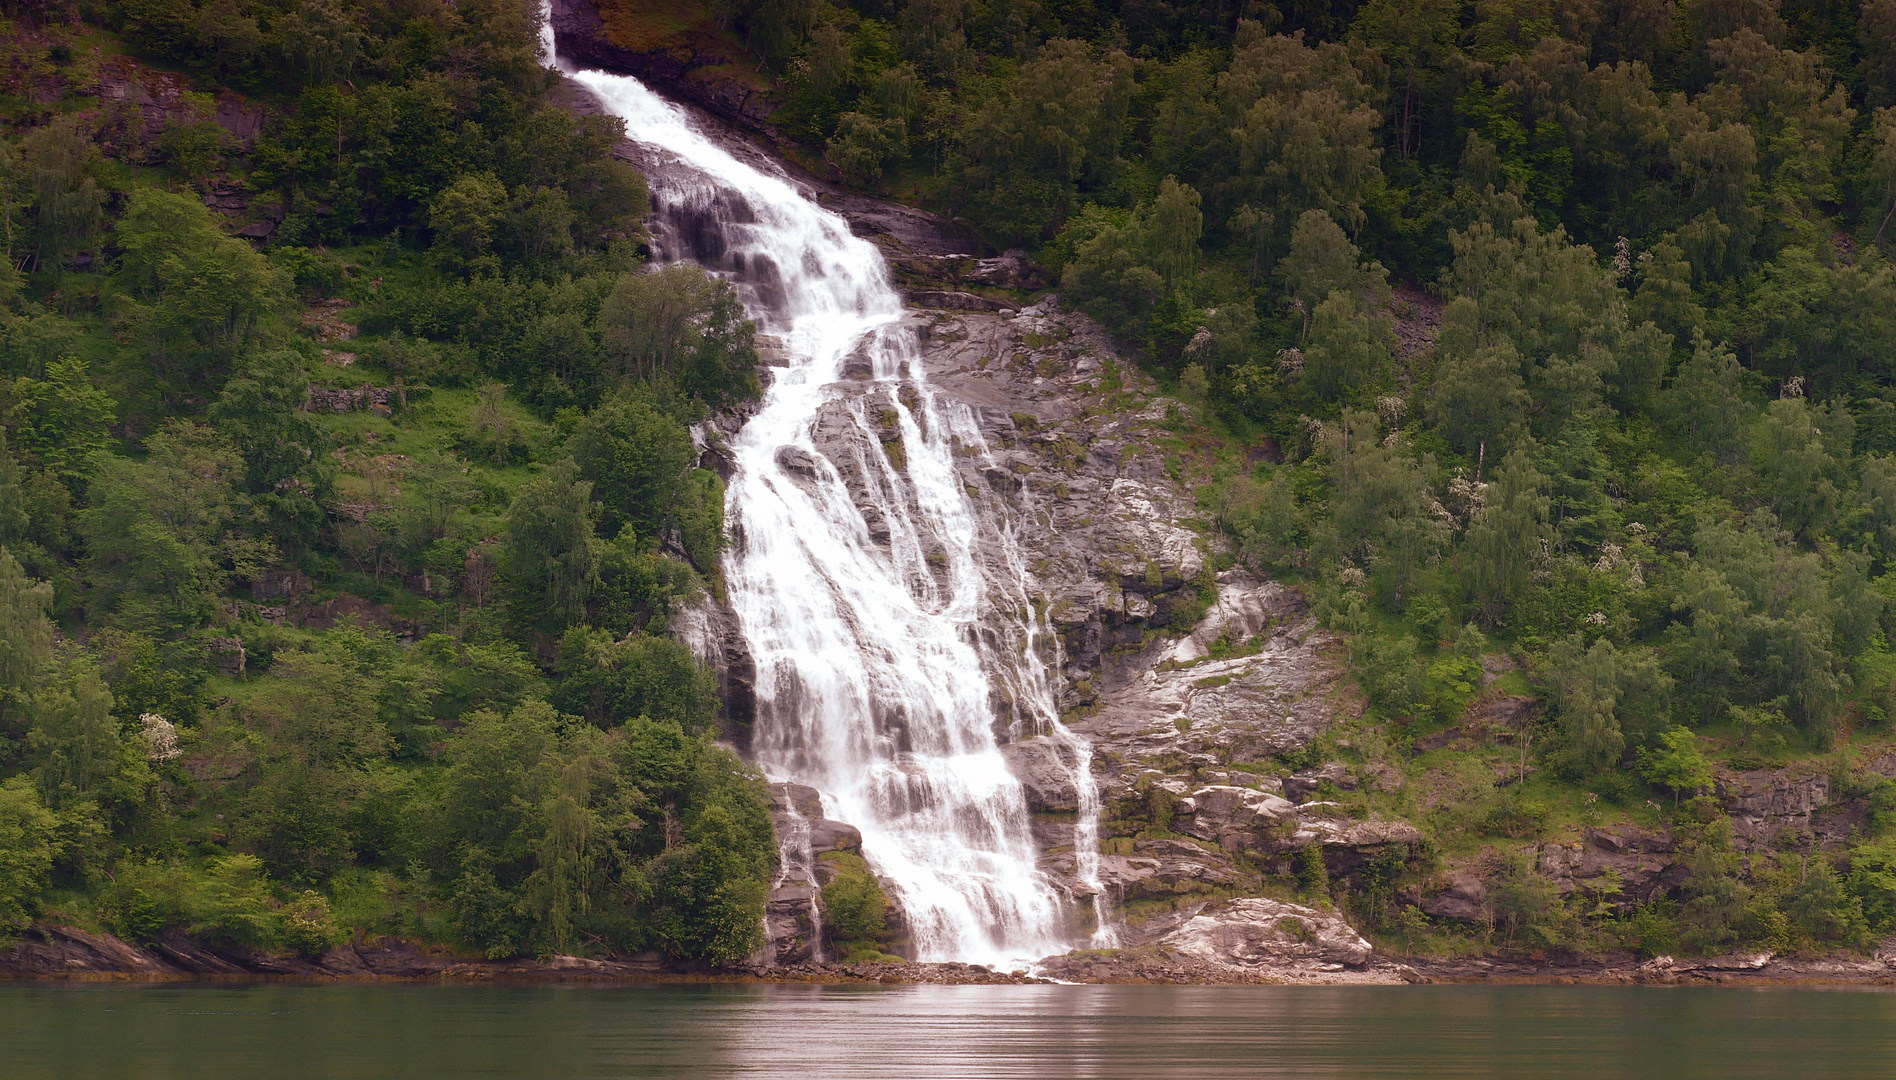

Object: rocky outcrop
[1717,768,1849,850]
[1034,897,1416,984]
[906,290,1009,312]
[1536,825,1688,910]
[1416,757,1884,923]
[304,384,396,413]
[1152,897,1375,969]
[548,0,776,131]
[1420,871,1488,923]
[0,923,675,980]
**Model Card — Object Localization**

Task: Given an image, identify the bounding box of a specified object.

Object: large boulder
[1420,871,1489,923]
[1151,897,1375,968]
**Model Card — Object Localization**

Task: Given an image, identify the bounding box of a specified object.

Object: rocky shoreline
[6,921,1895,986]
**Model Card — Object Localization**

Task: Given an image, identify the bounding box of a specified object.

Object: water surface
[4,982,1892,1078]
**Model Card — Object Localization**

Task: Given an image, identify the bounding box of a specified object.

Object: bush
[97,859,191,942]
[186,855,281,949]
[820,854,890,941]
[1490,853,1565,948]
[450,851,526,960]
[280,890,346,955]
[1477,796,1550,839]
[0,777,58,939]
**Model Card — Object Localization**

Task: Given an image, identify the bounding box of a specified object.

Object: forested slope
[0,0,777,964]
[5,0,1896,971]
[684,0,1896,957]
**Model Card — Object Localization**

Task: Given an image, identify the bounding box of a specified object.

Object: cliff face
[684,283,1391,972]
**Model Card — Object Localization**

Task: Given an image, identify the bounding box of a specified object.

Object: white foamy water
[542,13,1106,966]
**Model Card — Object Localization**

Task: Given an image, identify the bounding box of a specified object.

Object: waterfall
[543,17,1106,967]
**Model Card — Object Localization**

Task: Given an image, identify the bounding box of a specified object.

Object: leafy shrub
[280,890,346,955]
[1477,796,1550,839]
[186,855,281,949]
[820,852,891,944]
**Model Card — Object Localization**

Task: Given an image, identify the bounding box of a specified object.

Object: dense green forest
[0,0,775,962]
[743,0,1896,955]
[4,0,1896,968]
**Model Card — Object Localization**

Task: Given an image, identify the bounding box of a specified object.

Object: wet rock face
[760,783,880,965]
[997,738,1082,813]
[704,296,1386,963]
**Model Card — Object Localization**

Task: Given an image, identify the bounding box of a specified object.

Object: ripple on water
[5,982,1895,1079]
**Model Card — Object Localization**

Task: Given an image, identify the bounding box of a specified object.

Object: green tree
[1639,727,1714,805]
[238,648,393,884]
[597,265,760,408]
[1146,176,1202,290]
[1302,291,1392,401]
[11,356,115,487]
[1278,209,1388,340]
[1461,449,1550,623]
[81,422,259,632]
[566,392,695,543]
[501,186,576,264]
[275,0,361,86]
[1223,27,1384,228]
[828,113,908,184]
[1660,331,1751,461]
[1546,634,1672,772]
[210,349,330,548]
[428,173,507,274]
[0,550,51,754]
[114,189,290,378]
[1429,337,1529,456]
[1752,397,1848,541]
[1323,411,1448,610]
[22,115,103,277]
[503,459,602,633]
[27,648,119,806]
[0,776,58,939]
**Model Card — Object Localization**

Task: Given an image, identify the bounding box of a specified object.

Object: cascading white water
[543,17,1107,967]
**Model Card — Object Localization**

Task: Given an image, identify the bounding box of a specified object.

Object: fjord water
[8,982,1895,1079]
[544,26,1102,963]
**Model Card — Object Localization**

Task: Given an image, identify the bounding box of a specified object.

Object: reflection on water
[5,982,1894,1079]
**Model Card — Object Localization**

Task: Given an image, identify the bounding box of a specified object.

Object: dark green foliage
[567,393,696,542]
[597,265,761,412]
[820,850,894,959]
[0,0,777,969]
[7,0,1896,969]
[552,627,720,733]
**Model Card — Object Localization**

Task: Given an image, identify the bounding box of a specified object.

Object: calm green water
[3,981,1893,1078]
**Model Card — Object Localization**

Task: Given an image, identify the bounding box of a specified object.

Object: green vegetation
[728,0,1896,957]
[2,0,1896,969]
[818,851,902,962]
[0,0,773,962]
